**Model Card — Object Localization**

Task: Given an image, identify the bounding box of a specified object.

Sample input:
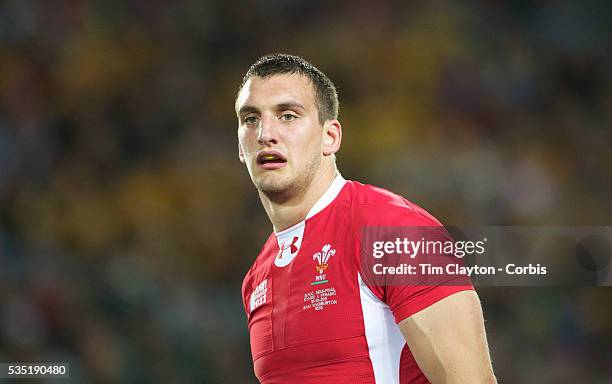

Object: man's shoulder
[346,180,443,227]
[251,232,278,266]
[242,234,276,288]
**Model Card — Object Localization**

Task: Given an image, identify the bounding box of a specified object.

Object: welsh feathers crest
[313,244,336,274]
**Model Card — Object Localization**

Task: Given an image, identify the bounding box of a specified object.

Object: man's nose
[257,115,278,145]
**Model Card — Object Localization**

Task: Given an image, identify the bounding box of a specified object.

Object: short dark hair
[238,54,339,123]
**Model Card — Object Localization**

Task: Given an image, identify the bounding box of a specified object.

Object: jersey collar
[306,173,347,221]
[275,173,346,237]
[273,173,346,267]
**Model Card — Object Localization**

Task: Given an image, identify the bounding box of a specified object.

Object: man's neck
[260,164,338,232]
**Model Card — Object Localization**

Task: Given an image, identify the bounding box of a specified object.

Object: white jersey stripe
[358,273,405,383]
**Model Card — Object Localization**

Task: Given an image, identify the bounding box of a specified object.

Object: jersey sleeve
[352,196,473,324]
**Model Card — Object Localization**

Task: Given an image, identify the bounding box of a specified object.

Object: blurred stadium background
[0,0,610,382]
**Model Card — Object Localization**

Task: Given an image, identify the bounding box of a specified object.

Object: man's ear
[238,142,246,163]
[323,119,342,156]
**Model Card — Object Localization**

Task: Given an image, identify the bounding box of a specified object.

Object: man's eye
[244,116,258,124]
[280,114,297,121]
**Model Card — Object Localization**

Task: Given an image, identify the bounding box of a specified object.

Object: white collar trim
[275,173,346,236]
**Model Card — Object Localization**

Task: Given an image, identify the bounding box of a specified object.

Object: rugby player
[237,54,496,383]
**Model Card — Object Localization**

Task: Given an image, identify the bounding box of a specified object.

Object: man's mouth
[256,151,287,170]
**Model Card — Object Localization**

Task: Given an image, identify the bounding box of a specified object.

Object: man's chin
[254,175,294,199]
[256,180,290,195]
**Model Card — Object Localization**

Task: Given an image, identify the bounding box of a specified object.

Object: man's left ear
[323,120,342,156]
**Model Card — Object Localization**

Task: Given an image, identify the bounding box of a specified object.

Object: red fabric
[242,180,473,383]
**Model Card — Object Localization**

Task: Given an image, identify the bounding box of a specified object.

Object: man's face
[236,74,325,198]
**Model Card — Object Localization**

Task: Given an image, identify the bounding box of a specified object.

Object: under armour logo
[283,236,299,254]
[278,236,299,259]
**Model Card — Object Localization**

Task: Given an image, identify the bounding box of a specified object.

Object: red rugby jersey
[242,175,473,383]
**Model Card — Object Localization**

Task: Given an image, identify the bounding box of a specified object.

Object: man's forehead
[236,73,315,110]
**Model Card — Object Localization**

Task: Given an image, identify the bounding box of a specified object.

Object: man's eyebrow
[237,105,259,116]
[238,102,306,116]
[275,102,305,112]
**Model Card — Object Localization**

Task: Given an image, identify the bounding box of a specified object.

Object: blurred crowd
[0,0,610,382]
